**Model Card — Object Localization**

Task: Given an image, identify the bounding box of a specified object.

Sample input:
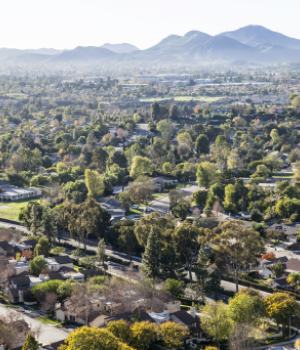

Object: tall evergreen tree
[22,333,39,350]
[40,207,57,241]
[161,241,185,281]
[194,244,210,302]
[97,238,108,273]
[207,269,222,301]
[28,204,39,235]
[141,227,161,279]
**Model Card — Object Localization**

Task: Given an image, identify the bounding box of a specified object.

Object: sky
[1,0,300,50]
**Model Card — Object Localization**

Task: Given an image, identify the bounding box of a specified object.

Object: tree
[29,256,47,275]
[141,227,161,279]
[192,190,208,206]
[130,321,159,350]
[223,184,237,214]
[227,292,265,325]
[207,269,222,301]
[157,120,175,139]
[261,253,275,260]
[130,156,153,178]
[211,220,264,292]
[107,320,131,344]
[151,101,160,121]
[97,238,108,272]
[194,244,210,302]
[6,170,29,187]
[271,261,285,278]
[286,272,300,289]
[42,155,52,168]
[172,202,189,221]
[66,198,111,252]
[56,162,67,173]
[160,321,189,349]
[34,238,50,257]
[195,134,210,156]
[134,212,176,247]
[161,241,185,280]
[126,176,154,210]
[172,222,199,283]
[22,333,39,350]
[60,326,131,350]
[40,207,57,240]
[163,279,184,298]
[196,162,217,188]
[28,203,40,235]
[85,169,105,199]
[201,301,232,348]
[119,192,133,211]
[163,162,173,174]
[19,201,44,231]
[92,147,108,172]
[118,226,139,262]
[265,293,300,331]
[250,208,263,222]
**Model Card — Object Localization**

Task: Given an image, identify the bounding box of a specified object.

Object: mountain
[100,43,140,53]
[1,26,300,65]
[0,48,64,59]
[221,25,300,50]
[51,46,116,61]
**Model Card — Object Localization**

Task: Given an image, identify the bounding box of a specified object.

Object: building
[194,79,214,84]
[133,75,158,84]
[0,185,42,201]
[157,74,192,81]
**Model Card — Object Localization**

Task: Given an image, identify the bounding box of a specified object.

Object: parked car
[131,205,139,209]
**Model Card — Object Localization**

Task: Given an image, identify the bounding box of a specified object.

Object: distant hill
[221,25,300,50]
[1,26,300,65]
[0,48,64,59]
[100,43,140,53]
[51,46,116,61]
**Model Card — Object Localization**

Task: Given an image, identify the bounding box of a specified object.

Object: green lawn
[272,172,294,178]
[140,96,222,102]
[128,208,143,214]
[0,198,42,221]
[36,316,62,326]
[0,93,28,100]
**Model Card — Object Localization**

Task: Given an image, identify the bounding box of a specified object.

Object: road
[0,304,69,345]
[127,123,149,142]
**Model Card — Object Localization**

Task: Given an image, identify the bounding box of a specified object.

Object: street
[0,304,69,345]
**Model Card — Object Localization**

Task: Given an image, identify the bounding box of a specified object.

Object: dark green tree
[151,101,160,121]
[195,134,210,156]
[40,207,57,240]
[207,269,222,301]
[141,227,161,279]
[34,238,50,257]
[194,244,210,302]
[161,241,185,280]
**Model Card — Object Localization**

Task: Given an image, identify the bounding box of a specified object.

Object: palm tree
[287,272,300,290]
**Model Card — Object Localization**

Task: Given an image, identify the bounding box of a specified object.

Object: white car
[131,205,140,209]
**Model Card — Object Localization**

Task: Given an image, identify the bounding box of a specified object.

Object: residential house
[270,275,290,289]
[0,241,22,258]
[260,257,288,278]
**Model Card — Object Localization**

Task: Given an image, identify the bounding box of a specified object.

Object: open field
[0,93,28,100]
[0,198,42,221]
[139,96,222,102]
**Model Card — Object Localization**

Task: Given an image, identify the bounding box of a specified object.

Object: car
[294,251,300,255]
[131,205,139,209]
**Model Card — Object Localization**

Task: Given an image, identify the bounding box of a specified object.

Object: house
[45,256,74,271]
[258,183,276,192]
[80,269,104,281]
[189,206,205,217]
[270,275,290,289]
[0,241,22,258]
[260,257,288,278]
[170,308,203,338]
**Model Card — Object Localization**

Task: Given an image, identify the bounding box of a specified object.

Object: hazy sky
[2,0,300,50]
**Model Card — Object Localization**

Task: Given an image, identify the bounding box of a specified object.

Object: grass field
[0,93,28,100]
[36,316,62,326]
[140,96,222,102]
[0,198,41,221]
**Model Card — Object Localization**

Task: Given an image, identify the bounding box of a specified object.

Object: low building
[0,186,42,201]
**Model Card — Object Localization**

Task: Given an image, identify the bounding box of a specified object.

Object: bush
[236,169,252,177]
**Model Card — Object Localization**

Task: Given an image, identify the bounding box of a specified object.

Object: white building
[0,186,42,201]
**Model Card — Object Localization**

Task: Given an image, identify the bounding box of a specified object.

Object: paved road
[0,304,69,345]
[127,123,149,142]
